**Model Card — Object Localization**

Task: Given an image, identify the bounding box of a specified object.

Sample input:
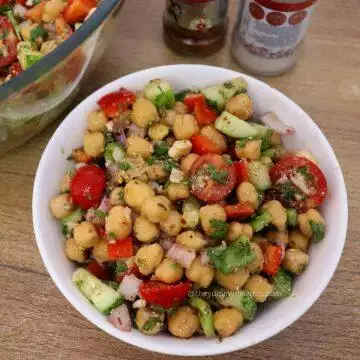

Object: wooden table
[1,1,359,359]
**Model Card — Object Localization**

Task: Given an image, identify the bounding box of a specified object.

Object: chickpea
[134,217,159,243]
[162,109,177,127]
[270,132,282,146]
[262,200,287,231]
[246,242,264,273]
[49,193,74,219]
[298,209,325,238]
[213,308,243,337]
[236,181,258,209]
[173,102,188,114]
[168,306,200,339]
[42,0,66,23]
[73,221,99,249]
[199,204,226,236]
[148,123,169,141]
[64,238,86,263]
[135,243,164,275]
[283,249,309,275]
[141,196,171,223]
[40,40,57,55]
[176,230,206,251]
[87,109,108,132]
[60,173,71,193]
[215,268,250,291]
[83,131,104,157]
[145,163,167,182]
[266,230,289,245]
[72,147,92,163]
[124,180,154,212]
[185,257,214,288]
[289,229,310,253]
[155,259,184,284]
[132,98,158,128]
[180,153,199,174]
[126,136,152,159]
[159,210,183,236]
[105,206,132,239]
[244,275,272,303]
[235,139,262,160]
[168,140,193,159]
[227,222,253,242]
[92,239,109,262]
[109,187,125,206]
[225,94,253,120]
[136,308,165,335]
[173,114,199,140]
[260,156,273,168]
[200,126,227,152]
[167,183,190,201]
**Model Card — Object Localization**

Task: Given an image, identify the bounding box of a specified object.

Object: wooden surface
[0,1,359,359]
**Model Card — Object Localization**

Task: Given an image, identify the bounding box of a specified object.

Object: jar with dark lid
[163,0,229,56]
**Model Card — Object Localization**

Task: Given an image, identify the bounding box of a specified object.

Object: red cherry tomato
[108,237,133,260]
[269,155,327,212]
[262,244,282,276]
[191,134,223,155]
[139,281,192,308]
[233,160,249,185]
[183,93,205,112]
[0,16,19,69]
[194,98,218,126]
[63,0,97,25]
[224,203,254,220]
[70,165,106,210]
[87,260,110,280]
[9,62,23,78]
[189,154,236,203]
[98,88,136,118]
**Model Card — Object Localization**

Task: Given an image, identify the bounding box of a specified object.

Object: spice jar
[232,0,318,76]
[163,0,229,56]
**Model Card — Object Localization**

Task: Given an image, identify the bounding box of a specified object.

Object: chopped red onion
[118,274,143,301]
[200,249,211,265]
[130,211,140,223]
[167,243,196,269]
[159,236,174,253]
[128,123,146,138]
[108,305,132,332]
[260,112,294,135]
[98,196,110,213]
[14,4,27,18]
[116,129,127,145]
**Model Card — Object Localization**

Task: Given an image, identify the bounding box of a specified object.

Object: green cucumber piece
[248,160,271,190]
[182,196,200,229]
[271,268,293,299]
[189,297,215,337]
[72,268,123,315]
[215,111,259,138]
[286,208,298,227]
[61,208,84,237]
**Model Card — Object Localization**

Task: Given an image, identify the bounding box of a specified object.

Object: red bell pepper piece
[87,260,110,280]
[191,134,223,155]
[262,244,282,276]
[233,160,249,185]
[108,237,133,260]
[98,88,136,118]
[139,281,192,308]
[194,99,218,126]
[116,264,143,282]
[224,203,254,220]
[183,93,205,112]
[63,0,97,25]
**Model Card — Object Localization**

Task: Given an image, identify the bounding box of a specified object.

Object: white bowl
[33,65,348,356]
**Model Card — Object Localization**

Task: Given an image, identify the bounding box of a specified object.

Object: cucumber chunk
[247,160,271,190]
[215,112,259,138]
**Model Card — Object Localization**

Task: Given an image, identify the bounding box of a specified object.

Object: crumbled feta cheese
[132,299,147,309]
[168,140,192,159]
[106,121,114,132]
[170,168,184,184]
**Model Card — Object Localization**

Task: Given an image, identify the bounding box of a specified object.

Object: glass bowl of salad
[0,0,124,155]
[33,65,348,356]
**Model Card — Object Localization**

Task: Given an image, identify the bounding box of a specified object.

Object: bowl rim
[32,64,348,356]
[0,0,122,102]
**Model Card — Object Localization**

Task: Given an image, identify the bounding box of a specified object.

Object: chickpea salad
[50,77,328,339]
[0,0,98,84]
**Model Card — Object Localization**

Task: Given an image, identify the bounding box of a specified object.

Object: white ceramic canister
[232,0,318,76]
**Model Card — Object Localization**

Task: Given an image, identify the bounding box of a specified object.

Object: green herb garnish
[154,141,169,157]
[142,317,163,332]
[146,156,156,165]
[94,209,107,219]
[209,219,228,240]
[297,166,313,180]
[163,159,177,172]
[207,164,228,184]
[115,261,128,274]
[309,221,325,242]
[118,190,124,201]
[236,137,255,149]
[108,232,116,239]
[30,26,48,43]
[118,161,132,171]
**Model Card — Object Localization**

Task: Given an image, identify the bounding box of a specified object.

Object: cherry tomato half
[98,88,136,118]
[189,154,236,203]
[269,155,327,212]
[191,134,223,155]
[233,160,249,185]
[108,237,133,260]
[0,16,19,69]
[70,165,106,210]
[224,203,254,220]
[87,260,110,280]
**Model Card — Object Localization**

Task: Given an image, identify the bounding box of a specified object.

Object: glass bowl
[0,0,124,155]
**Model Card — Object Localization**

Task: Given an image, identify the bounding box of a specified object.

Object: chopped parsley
[153,141,169,157]
[309,221,325,242]
[146,156,156,165]
[297,166,313,180]
[118,190,124,201]
[224,157,233,165]
[276,182,304,203]
[108,232,116,239]
[94,209,107,219]
[61,224,69,236]
[209,219,229,240]
[261,130,273,151]
[118,161,132,171]
[206,98,221,113]
[115,261,128,275]
[30,26,48,43]
[170,262,180,270]
[33,0,44,5]
[104,130,115,146]
[142,317,163,332]
[163,158,177,172]
[207,164,228,184]
[174,89,199,102]
[236,137,255,149]
[0,5,12,16]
